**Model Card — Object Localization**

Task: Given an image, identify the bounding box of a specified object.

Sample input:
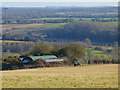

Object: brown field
[2,23,66,34]
[2,64,118,88]
[2,24,45,34]
[2,24,44,30]
[10,24,44,28]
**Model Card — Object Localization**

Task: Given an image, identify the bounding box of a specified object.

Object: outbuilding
[19,55,64,63]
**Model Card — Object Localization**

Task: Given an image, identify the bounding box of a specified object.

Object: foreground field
[2,64,118,88]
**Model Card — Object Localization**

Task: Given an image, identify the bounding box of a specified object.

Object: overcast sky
[1,0,119,7]
[1,0,119,2]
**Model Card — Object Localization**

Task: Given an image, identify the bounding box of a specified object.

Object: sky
[1,0,119,7]
[1,0,119,2]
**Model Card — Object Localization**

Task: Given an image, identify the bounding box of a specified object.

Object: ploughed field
[2,64,118,88]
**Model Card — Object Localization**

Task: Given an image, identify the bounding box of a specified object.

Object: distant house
[19,55,64,63]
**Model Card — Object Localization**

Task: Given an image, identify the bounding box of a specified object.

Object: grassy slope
[85,47,112,59]
[2,64,118,88]
[91,49,112,59]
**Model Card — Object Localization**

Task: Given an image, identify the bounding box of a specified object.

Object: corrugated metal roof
[18,58,24,61]
[45,58,64,62]
[28,55,57,61]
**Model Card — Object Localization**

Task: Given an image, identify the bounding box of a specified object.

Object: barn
[19,55,64,63]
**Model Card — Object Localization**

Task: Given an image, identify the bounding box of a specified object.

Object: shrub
[49,62,64,67]
[2,56,24,70]
[111,59,118,64]
[33,59,49,67]
[11,66,18,70]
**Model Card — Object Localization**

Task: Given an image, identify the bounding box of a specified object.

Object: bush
[2,56,24,70]
[88,58,114,64]
[102,59,111,64]
[111,59,118,64]
[31,59,49,68]
[11,66,19,70]
[63,59,73,65]
[23,65,37,69]
[92,58,101,64]
[49,62,64,67]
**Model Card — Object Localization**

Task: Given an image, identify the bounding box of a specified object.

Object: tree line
[2,18,73,24]
[2,18,117,24]
[2,7,117,20]
[2,42,86,70]
[2,41,119,70]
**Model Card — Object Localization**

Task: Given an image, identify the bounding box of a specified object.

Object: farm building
[19,55,64,63]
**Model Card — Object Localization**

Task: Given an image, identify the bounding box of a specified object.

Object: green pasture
[91,49,112,59]
[28,23,67,29]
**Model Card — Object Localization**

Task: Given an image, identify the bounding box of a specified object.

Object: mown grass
[2,64,118,88]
